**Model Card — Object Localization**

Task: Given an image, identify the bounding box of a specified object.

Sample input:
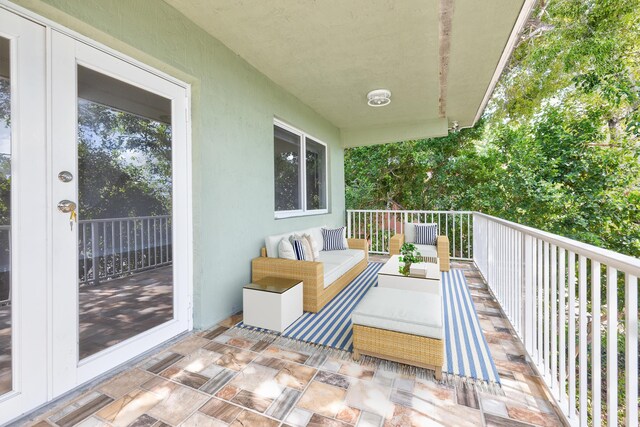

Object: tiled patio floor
[0,266,173,396]
[21,261,566,427]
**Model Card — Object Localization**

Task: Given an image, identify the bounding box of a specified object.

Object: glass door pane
[0,36,12,396]
[77,65,174,359]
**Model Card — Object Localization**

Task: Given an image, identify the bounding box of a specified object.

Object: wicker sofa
[251,227,368,313]
[389,223,450,272]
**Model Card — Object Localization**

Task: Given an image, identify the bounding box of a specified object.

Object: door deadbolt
[57,200,76,213]
[58,171,73,182]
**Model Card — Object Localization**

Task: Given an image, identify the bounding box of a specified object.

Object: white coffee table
[243,277,303,332]
[377,255,441,296]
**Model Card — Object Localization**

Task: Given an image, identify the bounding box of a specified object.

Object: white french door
[50,31,191,396]
[0,7,48,422]
[0,8,191,423]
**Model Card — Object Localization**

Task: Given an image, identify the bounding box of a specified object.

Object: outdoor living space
[1,1,639,426]
[22,260,564,427]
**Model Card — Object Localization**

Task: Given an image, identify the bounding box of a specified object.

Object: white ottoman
[351,287,444,379]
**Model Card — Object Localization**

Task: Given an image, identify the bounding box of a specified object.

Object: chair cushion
[352,287,442,339]
[415,223,437,245]
[414,244,438,258]
[404,222,439,244]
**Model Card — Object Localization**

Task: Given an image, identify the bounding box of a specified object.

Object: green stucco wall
[13,0,345,328]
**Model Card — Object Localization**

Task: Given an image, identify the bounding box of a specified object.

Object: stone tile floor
[20,261,566,427]
[0,267,173,396]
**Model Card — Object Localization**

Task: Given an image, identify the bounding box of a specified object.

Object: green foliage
[77,100,172,219]
[398,243,420,276]
[346,2,640,422]
[345,0,640,258]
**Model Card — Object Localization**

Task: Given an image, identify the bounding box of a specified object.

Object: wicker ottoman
[351,287,444,379]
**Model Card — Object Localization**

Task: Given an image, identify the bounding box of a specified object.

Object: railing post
[625,273,638,427]
[91,221,99,285]
[523,234,534,355]
[347,210,351,238]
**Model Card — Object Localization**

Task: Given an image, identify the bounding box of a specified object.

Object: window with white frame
[274,120,328,217]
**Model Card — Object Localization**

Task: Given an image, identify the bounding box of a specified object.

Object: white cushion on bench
[352,287,443,339]
[414,244,438,258]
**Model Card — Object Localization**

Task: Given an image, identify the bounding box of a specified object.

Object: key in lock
[58,200,77,230]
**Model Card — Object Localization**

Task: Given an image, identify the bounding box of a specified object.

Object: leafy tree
[77,100,172,220]
[346,1,640,423]
[346,0,640,259]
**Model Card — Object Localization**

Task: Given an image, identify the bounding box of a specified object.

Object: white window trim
[274,118,329,219]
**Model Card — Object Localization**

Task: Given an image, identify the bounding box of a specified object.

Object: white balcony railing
[347,209,639,426]
[346,210,473,259]
[78,215,172,286]
[0,216,172,304]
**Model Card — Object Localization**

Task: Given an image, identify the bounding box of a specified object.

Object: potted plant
[398,243,420,276]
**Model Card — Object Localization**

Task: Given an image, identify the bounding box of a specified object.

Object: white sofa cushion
[316,248,362,264]
[352,287,443,339]
[316,249,365,288]
[414,244,438,258]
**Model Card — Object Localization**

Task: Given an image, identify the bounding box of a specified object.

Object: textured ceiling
[164,0,527,144]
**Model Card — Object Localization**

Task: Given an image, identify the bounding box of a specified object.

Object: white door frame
[0,8,48,423]
[50,30,193,396]
[0,2,193,422]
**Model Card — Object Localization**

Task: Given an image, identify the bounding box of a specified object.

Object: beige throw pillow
[303,233,320,259]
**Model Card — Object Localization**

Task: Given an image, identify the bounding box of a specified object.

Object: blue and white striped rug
[239,262,500,385]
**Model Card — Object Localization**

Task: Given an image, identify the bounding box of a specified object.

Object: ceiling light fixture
[367,89,391,107]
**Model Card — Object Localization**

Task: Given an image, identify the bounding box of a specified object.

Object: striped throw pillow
[321,227,347,251]
[415,223,438,245]
[291,239,307,260]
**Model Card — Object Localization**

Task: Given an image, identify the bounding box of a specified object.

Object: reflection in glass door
[0,9,47,422]
[0,36,12,397]
[76,66,174,359]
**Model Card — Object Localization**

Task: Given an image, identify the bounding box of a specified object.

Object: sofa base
[313,257,367,312]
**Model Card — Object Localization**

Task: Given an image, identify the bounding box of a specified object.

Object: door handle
[57,200,77,213]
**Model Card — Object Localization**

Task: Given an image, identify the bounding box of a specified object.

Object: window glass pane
[0,37,11,396]
[306,138,327,210]
[77,65,173,359]
[274,125,301,211]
